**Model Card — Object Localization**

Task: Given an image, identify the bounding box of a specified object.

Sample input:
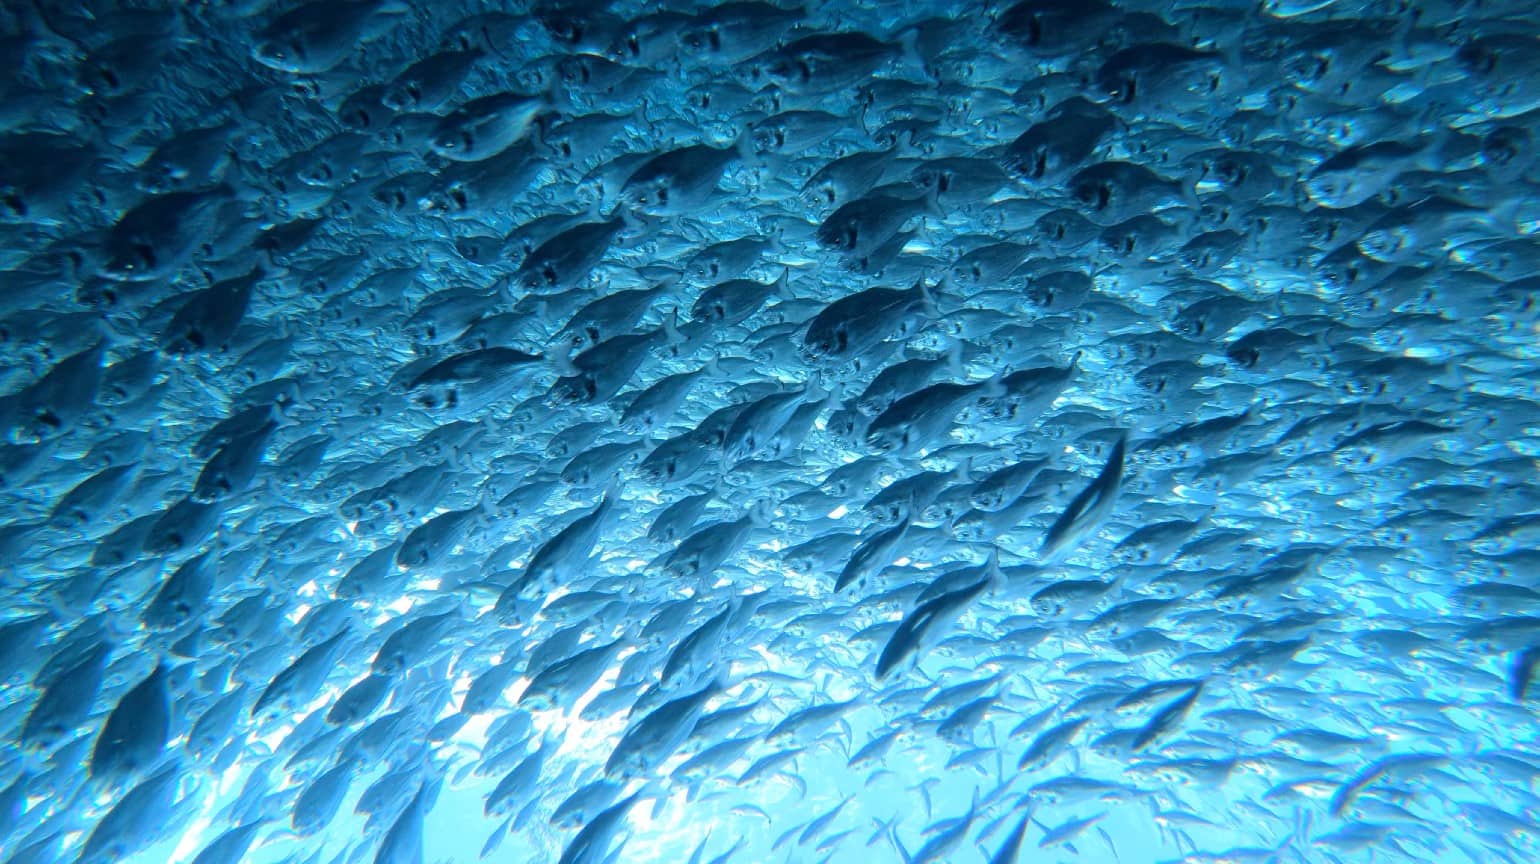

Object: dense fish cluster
[2,0,1539,862]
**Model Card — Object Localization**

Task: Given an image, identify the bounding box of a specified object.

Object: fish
[1040,434,1127,563]
[89,661,171,782]
[0,2,1536,864]
[876,558,997,681]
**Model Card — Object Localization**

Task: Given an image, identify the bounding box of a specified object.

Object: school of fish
[1,0,1538,862]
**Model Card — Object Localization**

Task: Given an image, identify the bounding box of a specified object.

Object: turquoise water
[2,1,1538,863]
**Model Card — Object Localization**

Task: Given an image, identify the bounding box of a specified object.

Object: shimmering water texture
[1,0,1539,863]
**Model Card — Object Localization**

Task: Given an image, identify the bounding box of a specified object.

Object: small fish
[876,559,996,681]
[1040,435,1126,563]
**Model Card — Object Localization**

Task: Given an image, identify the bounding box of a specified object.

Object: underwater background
[1,0,1538,863]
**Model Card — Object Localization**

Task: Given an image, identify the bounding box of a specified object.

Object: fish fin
[550,346,579,378]
[983,545,1005,588]
[921,177,946,220]
[911,275,936,317]
[774,265,793,298]
[731,123,760,170]
[944,336,967,379]
[978,367,1010,404]
[660,307,684,346]
[895,26,930,80]
[600,473,624,507]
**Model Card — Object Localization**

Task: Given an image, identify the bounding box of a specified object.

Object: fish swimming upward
[0,1,1535,863]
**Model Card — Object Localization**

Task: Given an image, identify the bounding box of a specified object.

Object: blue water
[2,1,1539,863]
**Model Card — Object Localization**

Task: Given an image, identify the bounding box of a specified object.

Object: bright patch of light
[750,643,786,670]
[827,504,848,520]
[544,665,632,763]
[501,675,530,707]
[170,814,213,863]
[253,721,289,756]
[459,711,494,742]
